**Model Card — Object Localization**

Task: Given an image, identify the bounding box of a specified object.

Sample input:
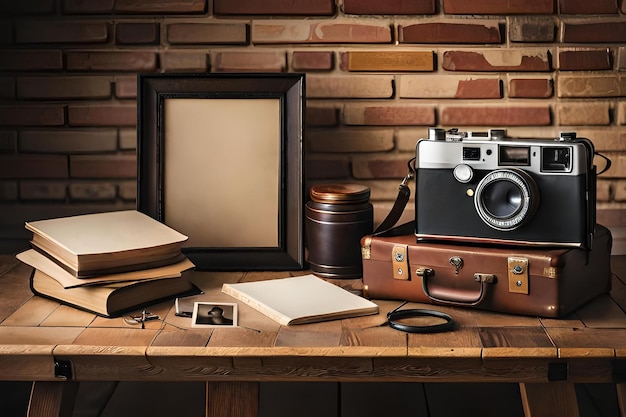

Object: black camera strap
[372,157,416,237]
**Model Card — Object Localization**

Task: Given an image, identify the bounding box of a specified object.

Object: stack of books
[16,210,197,317]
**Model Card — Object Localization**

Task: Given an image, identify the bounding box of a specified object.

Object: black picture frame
[137,73,305,271]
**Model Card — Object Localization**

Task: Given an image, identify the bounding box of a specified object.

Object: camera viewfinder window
[499,146,530,166]
[542,147,572,172]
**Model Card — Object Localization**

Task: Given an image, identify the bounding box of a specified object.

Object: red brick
[116,23,160,45]
[63,0,115,13]
[440,106,551,126]
[21,182,67,201]
[558,102,610,125]
[0,105,64,126]
[558,49,612,70]
[69,183,117,200]
[509,17,555,42]
[443,0,554,14]
[0,50,62,71]
[0,77,14,99]
[252,21,392,44]
[115,0,206,13]
[307,75,393,98]
[352,156,410,179]
[399,75,501,99]
[558,75,624,98]
[214,51,285,72]
[562,21,626,43]
[68,104,136,127]
[167,23,248,44]
[70,155,136,178]
[340,51,433,72]
[67,51,157,72]
[19,129,118,153]
[292,51,333,71]
[306,107,338,126]
[343,0,435,14]
[344,104,435,126]
[399,22,501,44]
[559,0,618,14]
[15,20,109,44]
[509,78,553,98]
[307,129,394,152]
[17,76,112,99]
[114,76,137,99]
[214,0,335,15]
[305,158,351,179]
[442,50,551,72]
[0,0,55,14]
[160,52,209,72]
[0,156,68,179]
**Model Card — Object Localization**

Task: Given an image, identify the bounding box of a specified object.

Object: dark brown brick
[160,52,209,72]
[509,78,553,98]
[115,0,207,13]
[558,49,612,70]
[63,0,115,14]
[344,104,435,126]
[0,182,18,201]
[167,23,248,44]
[118,181,137,200]
[0,131,17,153]
[66,51,157,72]
[214,51,285,72]
[0,105,64,126]
[68,104,136,127]
[442,50,551,72]
[20,182,67,200]
[114,76,137,99]
[343,0,435,15]
[0,50,62,71]
[0,155,68,179]
[305,157,351,179]
[0,20,12,44]
[340,51,433,72]
[70,155,136,178]
[116,23,160,45]
[307,129,394,152]
[19,129,118,153]
[17,76,112,100]
[619,47,626,70]
[0,77,14,99]
[15,20,109,44]
[69,183,117,200]
[509,16,555,42]
[252,21,392,44]
[399,22,502,44]
[306,107,339,126]
[352,156,409,179]
[292,51,333,71]
[562,21,626,43]
[214,0,335,15]
[559,0,618,14]
[440,106,551,126]
[443,0,554,14]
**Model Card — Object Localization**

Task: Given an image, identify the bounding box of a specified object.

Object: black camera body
[415,128,597,249]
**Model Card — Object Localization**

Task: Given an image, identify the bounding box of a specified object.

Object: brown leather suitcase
[361,224,612,318]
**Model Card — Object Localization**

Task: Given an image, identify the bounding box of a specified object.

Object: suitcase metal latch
[508,257,529,294]
[392,245,410,280]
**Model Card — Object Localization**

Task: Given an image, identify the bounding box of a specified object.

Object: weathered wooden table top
[1,254,625,384]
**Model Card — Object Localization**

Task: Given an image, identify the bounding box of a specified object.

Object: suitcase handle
[416,268,496,307]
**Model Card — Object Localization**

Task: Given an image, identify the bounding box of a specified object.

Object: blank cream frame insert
[163,98,280,248]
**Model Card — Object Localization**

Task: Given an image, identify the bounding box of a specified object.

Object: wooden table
[1,254,625,417]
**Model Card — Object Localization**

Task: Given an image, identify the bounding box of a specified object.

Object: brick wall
[1,0,626,253]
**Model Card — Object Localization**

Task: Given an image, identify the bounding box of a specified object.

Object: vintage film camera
[415,128,598,249]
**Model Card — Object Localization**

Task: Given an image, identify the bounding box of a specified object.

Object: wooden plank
[0,345,56,380]
[206,381,258,417]
[575,294,626,328]
[2,297,63,327]
[276,320,342,347]
[40,305,96,328]
[547,328,626,349]
[0,262,35,323]
[520,383,580,417]
[0,327,82,345]
[27,381,79,417]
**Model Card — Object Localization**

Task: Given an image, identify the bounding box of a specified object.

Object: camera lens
[474,169,539,231]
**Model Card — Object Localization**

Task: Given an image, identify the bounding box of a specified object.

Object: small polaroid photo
[192,302,238,328]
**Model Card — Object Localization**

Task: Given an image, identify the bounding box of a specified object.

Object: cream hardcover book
[25,210,188,277]
[221,274,379,325]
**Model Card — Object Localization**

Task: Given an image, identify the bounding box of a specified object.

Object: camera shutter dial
[474,169,539,231]
[453,164,474,183]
